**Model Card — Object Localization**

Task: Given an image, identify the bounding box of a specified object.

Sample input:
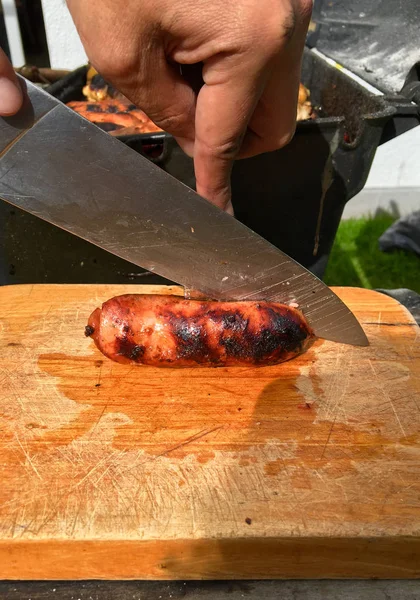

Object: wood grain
[0,284,419,580]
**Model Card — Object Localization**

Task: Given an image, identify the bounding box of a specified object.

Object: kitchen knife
[0,77,368,346]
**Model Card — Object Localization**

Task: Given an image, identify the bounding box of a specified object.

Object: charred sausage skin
[86,294,314,368]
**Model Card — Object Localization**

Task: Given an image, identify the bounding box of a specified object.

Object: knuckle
[298,0,314,22]
[262,0,312,54]
[151,109,189,134]
[262,12,296,54]
[280,12,298,45]
[197,136,242,161]
[101,57,138,84]
[195,180,232,211]
[92,44,143,86]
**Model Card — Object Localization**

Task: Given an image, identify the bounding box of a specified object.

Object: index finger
[193,56,266,214]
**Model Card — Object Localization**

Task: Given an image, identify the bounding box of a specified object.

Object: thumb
[0,47,23,116]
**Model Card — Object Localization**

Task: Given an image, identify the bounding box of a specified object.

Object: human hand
[67,0,312,213]
[0,47,23,116]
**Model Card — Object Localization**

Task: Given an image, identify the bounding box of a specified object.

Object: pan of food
[46,64,314,159]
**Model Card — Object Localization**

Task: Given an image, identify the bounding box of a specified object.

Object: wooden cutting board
[0,284,419,580]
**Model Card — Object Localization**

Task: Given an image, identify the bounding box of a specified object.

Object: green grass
[324,214,420,293]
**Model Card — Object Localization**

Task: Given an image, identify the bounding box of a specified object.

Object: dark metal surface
[311,0,420,95]
[1,580,420,600]
[0,77,368,346]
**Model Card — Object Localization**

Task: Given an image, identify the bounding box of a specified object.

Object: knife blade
[0,77,368,346]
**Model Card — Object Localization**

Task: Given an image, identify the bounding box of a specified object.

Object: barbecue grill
[0,0,418,284]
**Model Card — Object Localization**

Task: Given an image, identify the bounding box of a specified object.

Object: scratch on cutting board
[330,350,353,423]
[14,433,42,480]
[320,416,337,460]
[73,453,114,489]
[94,453,124,487]
[326,346,349,420]
[368,359,407,438]
[33,492,67,536]
[56,446,77,467]
[275,453,308,532]
[41,306,53,333]
[155,425,224,460]
[88,403,108,440]
[409,327,420,355]
[3,372,27,414]
[108,477,133,512]
[70,502,82,537]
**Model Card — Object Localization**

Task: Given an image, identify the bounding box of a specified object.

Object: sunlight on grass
[324,214,420,293]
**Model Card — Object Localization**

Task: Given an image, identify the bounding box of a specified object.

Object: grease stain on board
[32,332,420,476]
[28,337,416,510]
[33,341,322,463]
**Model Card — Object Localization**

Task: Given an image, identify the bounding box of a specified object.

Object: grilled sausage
[67,100,163,135]
[85,294,314,368]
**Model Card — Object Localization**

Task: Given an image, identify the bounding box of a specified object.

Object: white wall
[343,125,420,219]
[2,0,25,66]
[40,0,87,69]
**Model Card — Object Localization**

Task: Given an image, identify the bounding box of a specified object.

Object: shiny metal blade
[0,78,368,346]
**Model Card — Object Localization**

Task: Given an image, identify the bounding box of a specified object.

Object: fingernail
[0,77,23,116]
